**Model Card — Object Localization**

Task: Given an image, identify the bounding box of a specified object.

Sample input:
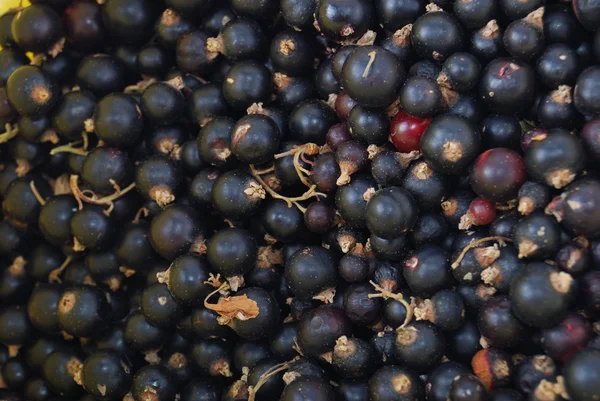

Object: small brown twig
[48,256,72,283]
[249,165,326,212]
[50,141,89,157]
[274,143,320,188]
[368,280,414,327]
[253,166,275,175]
[132,207,150,224]
[248,358,298,401]
[0,124,19,144]
[69,175,136,215]
[29,181,47,206]
[451,236,512,269]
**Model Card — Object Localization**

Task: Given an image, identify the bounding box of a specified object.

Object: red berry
[471,148,527,203]
[389,110,432,153]
[459,197,496,230]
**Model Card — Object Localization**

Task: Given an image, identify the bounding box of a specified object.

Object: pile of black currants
[1,0,600,400]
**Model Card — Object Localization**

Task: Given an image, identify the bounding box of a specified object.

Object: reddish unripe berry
[471,148,527,203]
[459,197,496,230]
[389,110,432,153]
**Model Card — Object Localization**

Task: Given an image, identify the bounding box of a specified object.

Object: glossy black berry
[449,374,489,401]
[394,321,446,373]
[403,244,452,297]
[315,0,374,43]
[56,285,111,337]
[454,0,498,29]
[365,187,418,239]
[11,5,62,53]
[131,364,176,401]
[207,18,267,63]
[81,351,132,401]
[285,246,337,301]
[563,349,600,401]
[411,9,465,61]
[149,204,204,261]
[211,169,264,220]
[503,9,545,61]
[297,305,352,360]
[509,262,575,327]
[341,46,406,108]
[207,227,257,278]
[420,114,481,175]
[223,60,271,111]
[6,66,60,117]
[400,76,443,118]
[479,58,536,115]
[4,176,52,224]
[231,114,281,165]
[524,129,585,189]
[92,93,144,148]
[102,0,157,45]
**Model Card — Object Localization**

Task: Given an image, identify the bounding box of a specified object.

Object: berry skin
[297,305,352,360]
[57,285,111,338]
[366,187,419,239]
[368,365,425,401]
[81,351,132,401]
[149,204,204,261]
[471,148,527,203]
[389,110,432,153]
[393,321,446,373]
[341,46,406,108]
[227,287,281,341]
[280,376,336,401]
[27,284,62,335]
[479,58,536,115]
[563,349,600,401]
[420,114,481,175]
[4,176,52,225]
[92,93,144,148]
[131,364,177,401]
[524,129,586,189]
[231,114,281,165]
[141,82,185,126]
[101,0,158,46]
[223,60,272,111]
[477,295,528,348]
[207,227,257,279]
[70,206,115,251]
[411,9,465,61]
[449,374,489,401]
[316,0,374,43]
[11,5,62,53]
[6,66,60,117]
[471,348,513,390]
[575,67,600,117]
[509,262,575,328]
[285,246,338,301]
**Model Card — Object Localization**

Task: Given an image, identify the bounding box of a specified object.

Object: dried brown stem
[70,175,136,215]
[368,280,413,327]
[248,358,298,401]
[29,181,47,206]
[0,124,18,144]
[451,236,512,269]
[49,256,72,283]
[249,165,326,211]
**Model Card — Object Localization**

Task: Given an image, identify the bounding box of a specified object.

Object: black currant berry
[509,262,575,327]
[411,8,465,61]
[6,66,60,117]
[479,58,536,115]
[341,46,406,108]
